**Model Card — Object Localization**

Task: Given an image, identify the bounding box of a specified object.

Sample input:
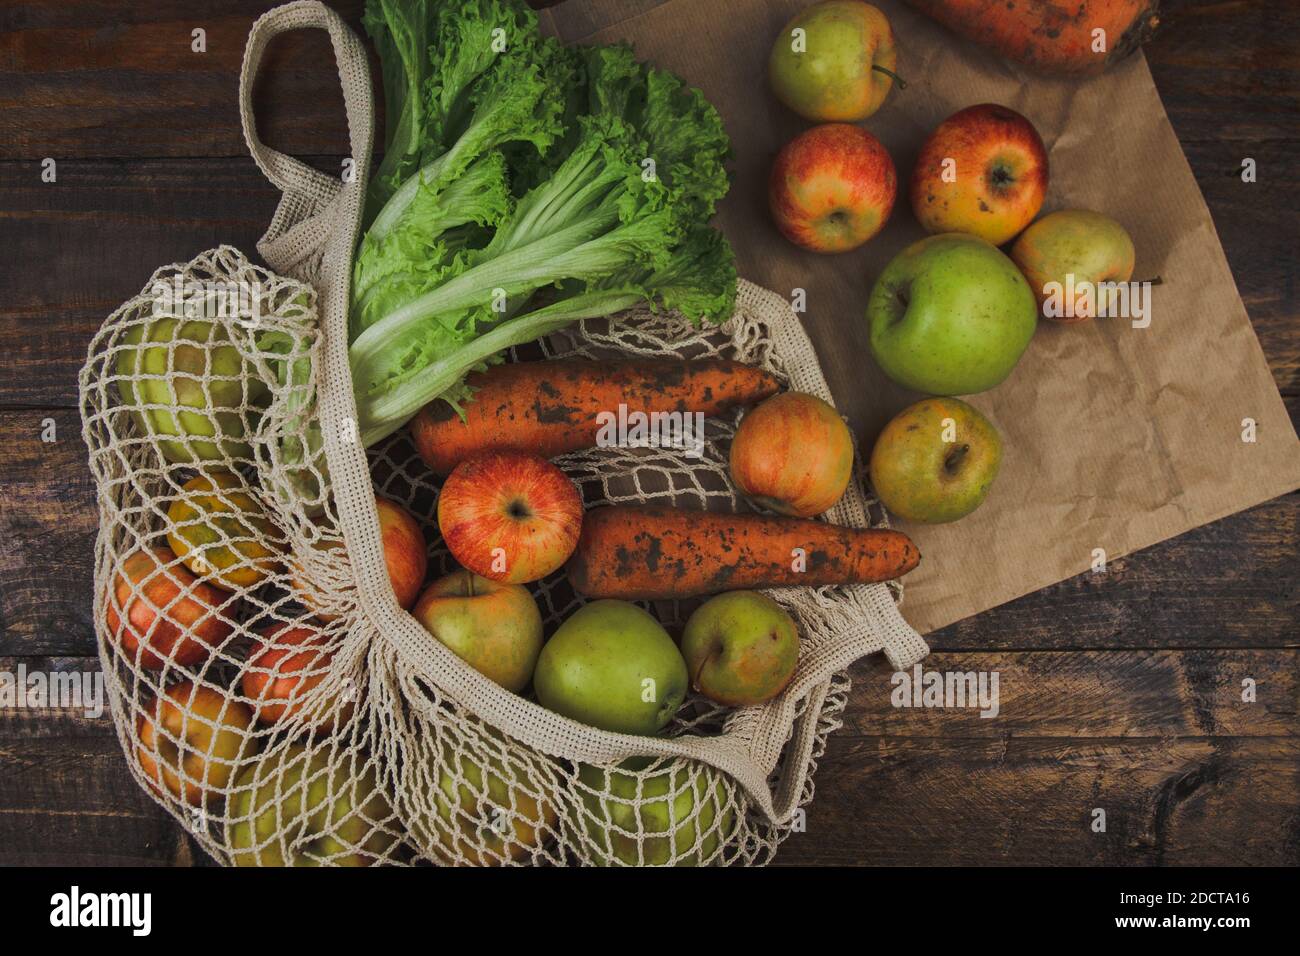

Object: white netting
[77,1,928,867]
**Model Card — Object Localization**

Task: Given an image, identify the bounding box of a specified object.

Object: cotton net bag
[78,1,930,866]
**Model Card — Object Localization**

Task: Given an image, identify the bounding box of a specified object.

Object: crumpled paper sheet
[541,0,1300,634]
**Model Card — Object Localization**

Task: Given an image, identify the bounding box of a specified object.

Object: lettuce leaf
[348,0,737,446]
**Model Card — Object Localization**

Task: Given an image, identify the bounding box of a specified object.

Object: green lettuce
[346,0,737,448]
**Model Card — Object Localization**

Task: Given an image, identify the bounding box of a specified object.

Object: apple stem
[872,65,907,90]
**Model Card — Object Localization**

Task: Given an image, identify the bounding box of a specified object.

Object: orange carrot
[905,0,1160,75]
[566,505,920,600]
[410,358,782,475]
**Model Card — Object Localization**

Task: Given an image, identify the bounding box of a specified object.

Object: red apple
[730,392,854,517]
[293,495,427,619]
[105,546,235,670]
[437,452,583,584]
[241,623,354,731]
[770,123,897,253]
[412,570,544,692]
[910,103,1048,246]
[375,496,428,609]
[136,680,256,808]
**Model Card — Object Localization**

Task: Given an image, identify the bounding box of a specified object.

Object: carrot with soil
[411,358,782,475]
[904,0,1159,75]
[565,504,920,600]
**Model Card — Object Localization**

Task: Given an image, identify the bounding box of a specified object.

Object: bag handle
[237,2,413,679]
[239,1,373,206]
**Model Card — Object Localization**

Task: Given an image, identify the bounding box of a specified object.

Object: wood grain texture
[2,650,1292,866]
[0,1,367,159]
[0,659,195,866]
[776,737,1300,866]
[0,0,1297,866]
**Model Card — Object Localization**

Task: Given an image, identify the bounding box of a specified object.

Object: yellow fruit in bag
[227,745,396,867]
[115,316,268,464]
[166,471,284,591]
[425,745,557,865]
[578,758,735,866]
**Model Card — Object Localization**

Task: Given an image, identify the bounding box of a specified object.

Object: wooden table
[1,0,1295,866]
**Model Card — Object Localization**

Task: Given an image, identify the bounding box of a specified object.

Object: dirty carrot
[565,504,920,600]
[905,0,1160,75]
[410,358,782,475]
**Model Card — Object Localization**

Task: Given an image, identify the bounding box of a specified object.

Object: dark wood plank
[0,411,97,655]
[0,158,282,407]
[0,659,193,866]
[0,1,369,160]
[0,0,558,161]
[928,493,1300,651]
[777,737,1300,866]
[843,649,1299,738]
[5,649,1293,865]
[1145,0,1300,148]
[777,648,1300,864]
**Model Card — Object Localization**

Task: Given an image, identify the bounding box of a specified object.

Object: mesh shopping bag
[79,0,929,866]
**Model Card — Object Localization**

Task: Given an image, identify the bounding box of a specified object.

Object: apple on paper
[1010,209,1137,322]
[577,758,735,866]
[534,600,687,736]
[227,744,396,867]
[412,569,544,693]
[867,233,1037,395]
[680,591,800,707]
[768,1,900,122]
[769,124,897,254]
[136,680,256,808]
[437,452,583,585]
[910,103,1048,246]
[869,397,1003,524]
[730,391,854,517]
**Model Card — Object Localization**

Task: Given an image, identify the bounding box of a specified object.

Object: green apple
[412,570,544,693]
[226,744,396,867]
[869,397,1002,523]
[768,1,900,123]
[868,234,1037,395]
[577,758,735,866]
[421,743,557,866]
[1009,209,1137,323]
[115,316,268,464]
[534,600,687,735]
[680,591,800,707]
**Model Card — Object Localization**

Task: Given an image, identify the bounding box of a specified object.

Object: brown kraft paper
[539,0,1300,634]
